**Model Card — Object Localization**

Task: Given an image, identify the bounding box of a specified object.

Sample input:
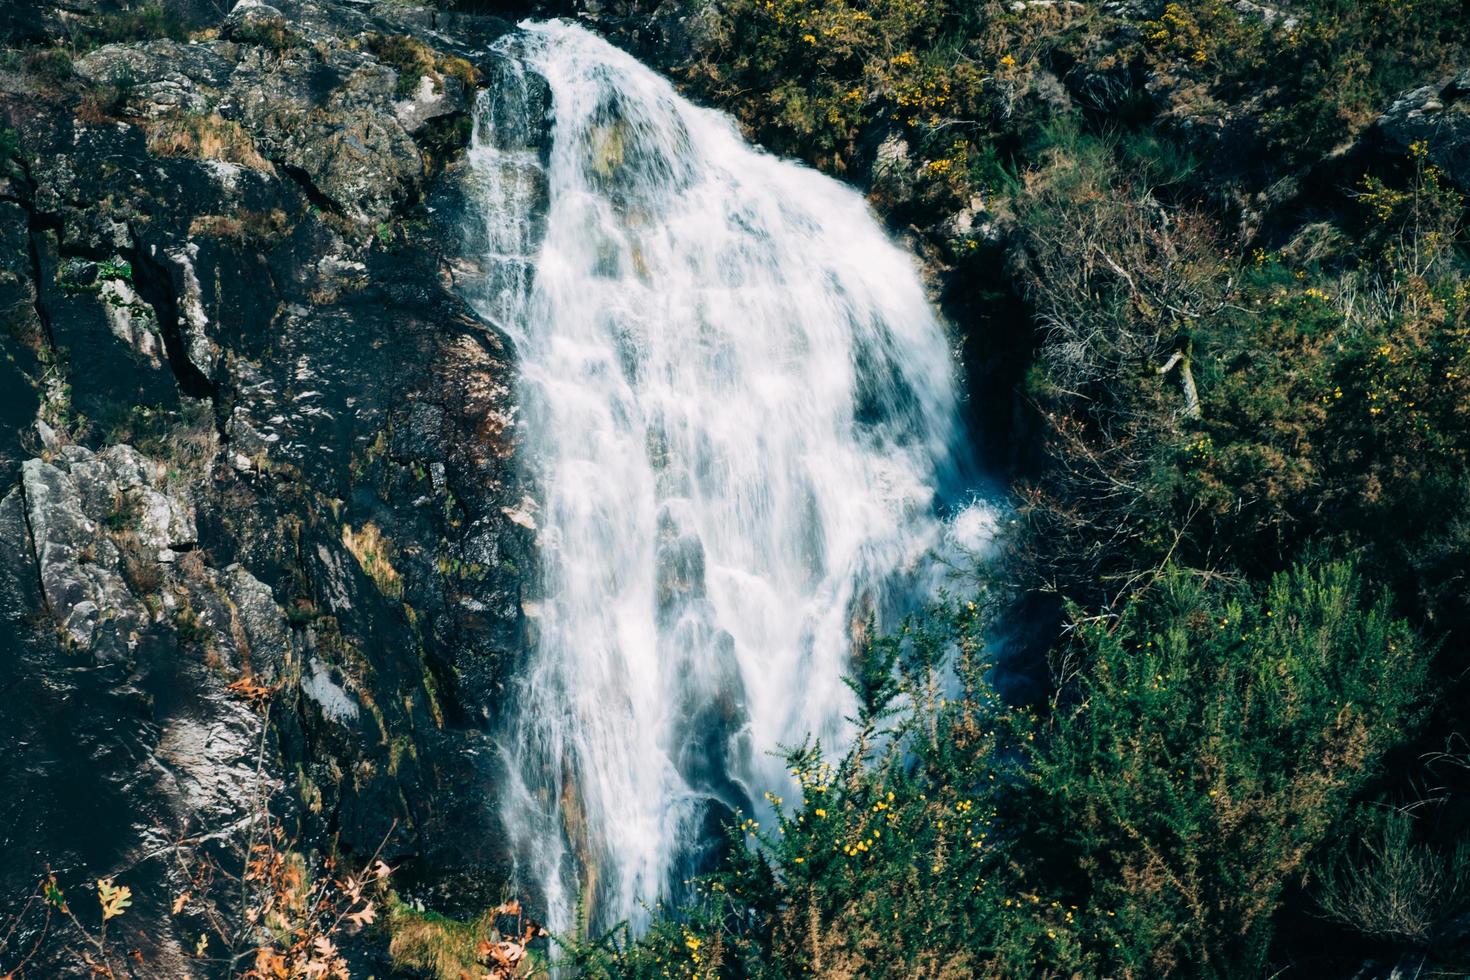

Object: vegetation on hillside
[551,0,1470,975]
[563,567,1440,977]
[5,0,1469,975]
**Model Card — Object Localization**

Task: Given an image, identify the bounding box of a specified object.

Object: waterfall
[461,20,991,935]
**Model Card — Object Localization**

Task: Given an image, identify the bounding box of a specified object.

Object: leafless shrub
[1010,141,1231,607]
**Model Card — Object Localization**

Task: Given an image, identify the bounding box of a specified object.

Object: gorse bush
[706,0,987,167]
[561,598,1019,978]
[1177,149,1469,605]
[1144,0,1465,166]
[1017,563,1427,977]
[615,0,1468,238]
[567,564,1427,977]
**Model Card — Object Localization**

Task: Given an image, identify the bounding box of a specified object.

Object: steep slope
[0,0,538,969]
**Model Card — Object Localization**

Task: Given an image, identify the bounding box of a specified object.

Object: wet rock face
[0,441,284,975]
[0,0,539,963]
[21,444,198,654]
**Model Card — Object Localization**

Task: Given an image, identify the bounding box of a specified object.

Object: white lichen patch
[300,656,361,725]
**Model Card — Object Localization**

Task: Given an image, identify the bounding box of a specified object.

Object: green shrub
[24,47,74,87]
[569,562,1426,977]
[1018,562,1428,977]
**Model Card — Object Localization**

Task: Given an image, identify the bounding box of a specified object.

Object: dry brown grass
[145,112,272,171]
[188,208,290,243]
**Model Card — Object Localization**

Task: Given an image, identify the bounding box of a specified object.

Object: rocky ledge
[1377,67,1470,189]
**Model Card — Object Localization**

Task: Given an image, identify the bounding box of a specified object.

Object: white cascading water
[461,20,990,935]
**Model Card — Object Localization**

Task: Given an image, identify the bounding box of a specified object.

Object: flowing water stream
[461,20,991,935]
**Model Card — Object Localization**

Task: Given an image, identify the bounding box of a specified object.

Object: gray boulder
[1377,69,1470,189]
[16,441,293,667]
[20,451,144,656]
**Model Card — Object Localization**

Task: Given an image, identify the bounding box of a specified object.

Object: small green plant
[418,112,475,173]
[78,73,137,123]
[175,604,207,645]
[97,258,132,282]
[1317,807,1470,947]
[102,492,139,532]
[0,127,21,169]
[76,2,187,48]
[24,47,74,87]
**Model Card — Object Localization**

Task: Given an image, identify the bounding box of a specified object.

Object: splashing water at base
[462,20,990,935]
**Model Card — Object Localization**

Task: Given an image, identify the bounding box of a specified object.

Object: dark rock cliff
[0,0,539,969]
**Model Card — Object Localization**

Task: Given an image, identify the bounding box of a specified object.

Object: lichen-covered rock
[0,0,535,961]
[21,451,145,656]
[281,72,429,224]
[225,562,295,680]
[19,442,258,659]
[1377,69,1470,189]
[74,0,483,224]
[98,277,167,367]
[74,39,235,118]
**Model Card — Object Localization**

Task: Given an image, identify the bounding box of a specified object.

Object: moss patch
[366,34,479,99]
[342,521,404,599]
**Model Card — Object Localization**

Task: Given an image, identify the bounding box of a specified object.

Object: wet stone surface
[0,0,540,965]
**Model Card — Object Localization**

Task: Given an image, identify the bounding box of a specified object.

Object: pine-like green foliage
[1018,563,1428,977]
